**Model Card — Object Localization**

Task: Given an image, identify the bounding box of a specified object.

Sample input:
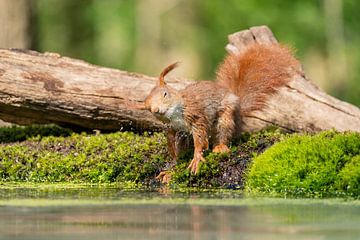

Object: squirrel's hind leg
[212,105,236,153]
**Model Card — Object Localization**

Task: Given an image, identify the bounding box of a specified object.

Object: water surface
[0,186,359,240]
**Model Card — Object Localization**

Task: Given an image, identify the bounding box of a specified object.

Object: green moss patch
[1,125,359,198]
[0,131,170,184]
[246,131,360,198]
[0,126,284,188]
[169,128,284,189]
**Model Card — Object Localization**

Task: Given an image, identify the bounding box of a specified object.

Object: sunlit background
[1,0,359,106]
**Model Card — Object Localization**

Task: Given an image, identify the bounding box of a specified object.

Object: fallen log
[226,26,360,132]
[0,26,359,132]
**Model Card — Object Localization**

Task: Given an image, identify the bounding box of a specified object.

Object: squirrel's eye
[163,92,167,98]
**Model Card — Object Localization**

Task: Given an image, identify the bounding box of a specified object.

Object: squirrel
[144,43,301,178]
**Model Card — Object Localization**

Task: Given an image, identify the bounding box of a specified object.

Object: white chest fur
[165,104,188,131]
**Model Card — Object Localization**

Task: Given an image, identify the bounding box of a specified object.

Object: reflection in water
[0,188,359,240]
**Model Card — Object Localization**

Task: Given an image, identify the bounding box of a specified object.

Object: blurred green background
[1,0,359,106]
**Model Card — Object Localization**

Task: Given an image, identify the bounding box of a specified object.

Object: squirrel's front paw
[187,156,205,174]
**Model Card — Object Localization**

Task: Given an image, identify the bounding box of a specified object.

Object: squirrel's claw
[187,156,205,174]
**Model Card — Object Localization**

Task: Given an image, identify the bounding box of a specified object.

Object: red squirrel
[144,43,301,178]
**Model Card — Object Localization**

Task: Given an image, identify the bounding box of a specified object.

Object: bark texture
[0,26,359,132]
[0,49,191,130]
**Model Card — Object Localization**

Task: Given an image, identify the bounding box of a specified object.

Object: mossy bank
[0,125,359,198]
[246,131,360,198]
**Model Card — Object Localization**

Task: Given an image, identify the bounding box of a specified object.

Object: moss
[1,125,359,198]
[0,130,170,185]
[0,125,284,188]
[246,130,360,198]
[169,127,285,189]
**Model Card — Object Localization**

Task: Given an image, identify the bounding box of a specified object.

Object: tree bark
[0,49,192,131]
[0,26,359,132]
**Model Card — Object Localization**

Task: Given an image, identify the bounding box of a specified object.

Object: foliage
[0,125,72,143]
[246,131,360,198]
[33,0,360,106]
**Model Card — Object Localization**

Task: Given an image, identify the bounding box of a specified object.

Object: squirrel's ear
[158,62,179,86]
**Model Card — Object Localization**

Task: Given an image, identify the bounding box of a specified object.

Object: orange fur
[216,43,301,116]
[145,43,301,177]
[159,62,179,86]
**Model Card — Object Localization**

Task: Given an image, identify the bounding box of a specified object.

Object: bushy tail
[216,43,301,116]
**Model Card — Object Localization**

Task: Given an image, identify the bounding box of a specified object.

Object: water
[0,186,359,240]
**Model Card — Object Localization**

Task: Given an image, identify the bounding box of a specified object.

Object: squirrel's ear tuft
[158,62,180,86]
